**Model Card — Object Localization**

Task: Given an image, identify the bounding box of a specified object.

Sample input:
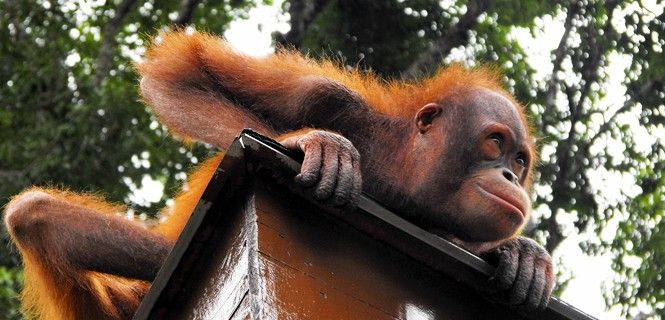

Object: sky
[129,1,664,318]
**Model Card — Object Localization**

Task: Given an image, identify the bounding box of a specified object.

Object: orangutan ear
[415,103,443,133]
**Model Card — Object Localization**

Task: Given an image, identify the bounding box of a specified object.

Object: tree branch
[275,0,331,49]
[544,2,580,119]
[94,0,138,87]
[543,2,620,252]
[173,0,202,27]
[403,0,489,79]
[586,79,655,150]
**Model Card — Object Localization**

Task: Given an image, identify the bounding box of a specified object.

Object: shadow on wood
[133,130,596,320]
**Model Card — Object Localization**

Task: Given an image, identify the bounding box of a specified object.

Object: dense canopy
[1,0,663,318]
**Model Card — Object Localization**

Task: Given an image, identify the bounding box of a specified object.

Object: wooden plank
[137,190,252,319]
[252,182,520,320]
[257,255,398,320]
[137,130,597,320]
[240,130,594,320]
[168,199,250,319]
[228,292,252,320]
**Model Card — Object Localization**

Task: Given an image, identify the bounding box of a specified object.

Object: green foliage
[489,0,557,27]
[0,0,266,317]
[0,0,267,227]
[609,161,665,316]
[1,0,664,318]
[0,267,22,320]
[302,0,449,77]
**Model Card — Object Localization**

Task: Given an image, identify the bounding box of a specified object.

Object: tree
[1,0,664,318]
[277,0,664,317]
[0,0,268,317]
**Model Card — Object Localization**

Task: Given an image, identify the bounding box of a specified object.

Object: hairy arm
[5,190,172,281]
[138,31,370,148]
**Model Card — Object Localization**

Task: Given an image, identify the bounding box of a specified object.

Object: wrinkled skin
[484,237,554,311]
[280,130,362,209]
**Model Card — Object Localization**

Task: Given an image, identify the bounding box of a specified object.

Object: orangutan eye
[489,133,504,148]
[516,152,527,167]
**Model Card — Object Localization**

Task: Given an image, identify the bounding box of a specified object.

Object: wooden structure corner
[133,130,596,320]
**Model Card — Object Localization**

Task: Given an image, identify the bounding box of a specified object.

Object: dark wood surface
[137,180,525,319]
[253,182,523,319]
[133,130,596,320]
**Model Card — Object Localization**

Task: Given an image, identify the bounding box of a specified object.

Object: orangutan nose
[502,169,518,184]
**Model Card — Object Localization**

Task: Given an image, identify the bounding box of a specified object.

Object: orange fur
[154,153,223,240]
[8,153,222,319]
[17,248,149,320]
[7,188,148,319]
[139,31,513,119]
[8,30,539,319]
[138,30,534,184]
